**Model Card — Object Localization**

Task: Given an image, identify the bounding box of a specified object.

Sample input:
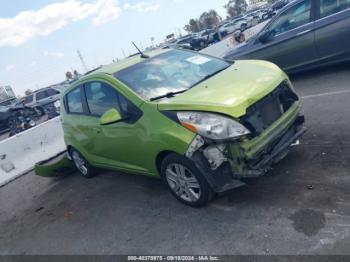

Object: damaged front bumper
[187,102,306,193]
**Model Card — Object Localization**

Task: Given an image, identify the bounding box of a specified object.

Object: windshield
[114,50,230,101]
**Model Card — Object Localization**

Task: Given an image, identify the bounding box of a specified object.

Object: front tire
[161,153,213,207]
[70,148,96,178]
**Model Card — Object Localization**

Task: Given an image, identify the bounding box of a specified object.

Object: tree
[184,10,222,33]
[199,10,222,29]
[184,19,202,33]
[224,0,248,18]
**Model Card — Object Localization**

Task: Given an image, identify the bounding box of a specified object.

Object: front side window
[320,0,350,18]
[85,82,121,117]
[66,87,84,114]
[268,0,311,36]
[114,50,230,101]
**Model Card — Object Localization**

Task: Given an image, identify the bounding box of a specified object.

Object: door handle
[296,29,311,36]
[92,127,101,134]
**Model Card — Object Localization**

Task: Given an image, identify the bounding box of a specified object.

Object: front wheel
[70,148,96,178]
[161,154,213,207]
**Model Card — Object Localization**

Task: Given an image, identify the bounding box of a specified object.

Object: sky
[0,0,232,96]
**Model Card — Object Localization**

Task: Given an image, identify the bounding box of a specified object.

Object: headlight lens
[177,111,250,140]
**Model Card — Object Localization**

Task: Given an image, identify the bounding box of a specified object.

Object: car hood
[157,60,287,118]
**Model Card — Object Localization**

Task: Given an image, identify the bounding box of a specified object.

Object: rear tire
[70,148,96,178]
[161,153,214,207]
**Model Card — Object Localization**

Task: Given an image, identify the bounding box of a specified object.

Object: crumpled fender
[35,153,76,177]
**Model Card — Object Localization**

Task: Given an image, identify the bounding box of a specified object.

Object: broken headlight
[177,111,250,140]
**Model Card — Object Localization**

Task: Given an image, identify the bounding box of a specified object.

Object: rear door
[314,0,350,63]
[247,0,318,71]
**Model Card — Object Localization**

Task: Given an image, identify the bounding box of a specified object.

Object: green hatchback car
[62,49,305,207]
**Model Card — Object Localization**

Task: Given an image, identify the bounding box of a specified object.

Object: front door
[81,81,147,173]
[248,0,318,71]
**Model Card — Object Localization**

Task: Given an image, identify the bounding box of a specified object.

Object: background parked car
[231,17,249,31]
[219,21,239,36]
[23,87,61,118]
[252,9,270,22]
[0,103,37,135]
[190,29,217,50]
[224,0,350,73]
[244,13,260,27]
[0,97,18,107]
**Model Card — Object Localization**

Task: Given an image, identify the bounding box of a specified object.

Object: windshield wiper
[150,89,188,102]
[189,66,230,89]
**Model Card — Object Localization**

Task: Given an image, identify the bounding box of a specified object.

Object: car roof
[92,48,170,75]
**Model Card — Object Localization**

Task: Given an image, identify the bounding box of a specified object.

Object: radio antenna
[132,42,149,59]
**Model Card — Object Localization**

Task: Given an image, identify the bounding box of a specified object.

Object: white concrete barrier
[201,21,269,58]
[0,117,66,186]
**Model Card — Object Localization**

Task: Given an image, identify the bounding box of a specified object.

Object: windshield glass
[114,50,230,101]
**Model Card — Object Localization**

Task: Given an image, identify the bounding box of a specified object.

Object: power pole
[77,50,88,73]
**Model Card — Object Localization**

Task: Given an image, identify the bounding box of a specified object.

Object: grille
[241,81,298,136]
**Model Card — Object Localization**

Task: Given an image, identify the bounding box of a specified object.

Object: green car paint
[35,153,76,177]
[59,49,304,191]
[158,60,287,118]
[62,73,195,176]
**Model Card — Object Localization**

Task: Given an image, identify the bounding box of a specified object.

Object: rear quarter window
[66,87,84,114]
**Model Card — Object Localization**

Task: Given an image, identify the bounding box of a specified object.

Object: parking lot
[0,62,350,255]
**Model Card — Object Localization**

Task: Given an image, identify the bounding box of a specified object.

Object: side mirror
[100,108,122,125]
[259,30,272,43]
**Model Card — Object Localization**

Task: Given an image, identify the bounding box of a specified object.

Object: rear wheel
[199,40,206,49]
[70,148,96,178]
[161,153,213,207]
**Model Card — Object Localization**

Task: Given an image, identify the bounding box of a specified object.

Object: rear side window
[85,82,121,117]
[36,90,48,101]
[320,0,350,18]
[66,87,84,114]
[46,88,60,96]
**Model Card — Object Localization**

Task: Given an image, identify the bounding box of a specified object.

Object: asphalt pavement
[1,63,350,255]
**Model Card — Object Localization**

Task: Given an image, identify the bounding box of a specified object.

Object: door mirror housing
[100,108,122,125]
[259,30,272,43]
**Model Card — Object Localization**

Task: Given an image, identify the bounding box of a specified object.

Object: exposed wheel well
[156,151,177,176]
[67,145,74,158]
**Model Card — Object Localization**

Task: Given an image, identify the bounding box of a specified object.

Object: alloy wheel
[72,151,88,176]
[165,163,201,203]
